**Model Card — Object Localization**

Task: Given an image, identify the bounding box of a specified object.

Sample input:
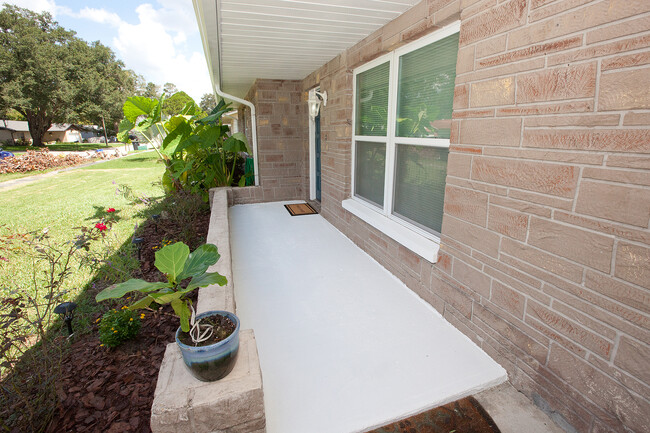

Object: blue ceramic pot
[175,310,240,382]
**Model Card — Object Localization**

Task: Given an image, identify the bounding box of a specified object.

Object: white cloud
[4,0,212,102]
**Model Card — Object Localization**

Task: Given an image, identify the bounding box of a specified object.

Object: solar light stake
[152,214,160,233]
[54,302,77,336]
[132,237,144,260]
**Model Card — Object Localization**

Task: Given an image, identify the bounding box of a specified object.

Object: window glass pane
[355,62,390,136]
[393,144,448,234]
[355,141,386,206]
[396,33,459,139]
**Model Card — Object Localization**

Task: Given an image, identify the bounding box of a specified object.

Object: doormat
[365,396,501,433]
[284,203,318,216]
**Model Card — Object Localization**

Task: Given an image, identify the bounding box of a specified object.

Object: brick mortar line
[584,11,650,45]
[467,151,638,171]
[601,61,650,74]
[571,165,583,213]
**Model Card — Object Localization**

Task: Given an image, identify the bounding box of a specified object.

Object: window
[344,22,460,261]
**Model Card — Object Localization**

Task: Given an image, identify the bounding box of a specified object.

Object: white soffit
[196,0,421,98]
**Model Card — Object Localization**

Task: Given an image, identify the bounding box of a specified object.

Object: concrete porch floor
[230,201,507,433]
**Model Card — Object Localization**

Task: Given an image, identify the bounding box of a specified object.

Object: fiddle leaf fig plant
[95,242,227,335]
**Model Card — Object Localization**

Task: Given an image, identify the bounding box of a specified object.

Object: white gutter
[192,0,260,186]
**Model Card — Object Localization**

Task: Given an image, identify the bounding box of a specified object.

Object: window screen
[393,144,449,234]
[396,33,459,139]
[355,141,386,206]
[355,62,390,136]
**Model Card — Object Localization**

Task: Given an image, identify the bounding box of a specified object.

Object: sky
[4,0,213,102]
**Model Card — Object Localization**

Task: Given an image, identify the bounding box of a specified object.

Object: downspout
[213,84,259,186]
[192,0,259,186]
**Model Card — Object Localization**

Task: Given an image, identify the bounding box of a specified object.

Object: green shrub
[98,307,141,348]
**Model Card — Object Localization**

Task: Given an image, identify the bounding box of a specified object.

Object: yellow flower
[95,318,101,323]
[100,344,104,347]
[114,330,118,333]
[129,318,133,321]
[121,306,127,309]
[140,313,145,319]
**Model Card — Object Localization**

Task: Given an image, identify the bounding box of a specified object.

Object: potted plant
[95,242,239,382]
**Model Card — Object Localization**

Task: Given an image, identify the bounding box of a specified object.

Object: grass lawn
[0,150,165,331]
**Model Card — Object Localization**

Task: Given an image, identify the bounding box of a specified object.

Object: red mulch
[46,207,210,433]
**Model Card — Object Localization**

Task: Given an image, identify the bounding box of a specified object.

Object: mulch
[46,208,211,433]
[366,396,501,433]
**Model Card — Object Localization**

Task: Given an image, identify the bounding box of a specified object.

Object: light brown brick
[471,157,578,198]
[508,0,650,49]
[588,355,650,406]
[456,45,475,74]
[525,315,587,358]
[501,237,584,283]
[623,112,650,126]
[598,68,650,111]
[473,303,548,364]
[517,63,597,103]
[458,0,527,46]
[491,280,525,319]
[432,277,474,318]
[452,259,491,298]
[460,0,496,19]
[615,242,650,290]
[497,101,593,117]
[470,77,515,107]
[479,36,582,68]
[554,211,650,245]
[585,271,650,315]
[510,188,575,210]
[575,181,650,227]
[483,146,604,165]
[457,57,545,84]
[602,51,650,71]
[529,0,592,22]
[523,114,620,127]
[444,185,488,226]
[552,300,617,341]
[614,337,650,384]
[490,195,552,218]
[528,217,614,273]
[446,152,472,178]
[523,129,650,153]
[454,84,469,109]
[476,34,507,58]
[452,108,495,118]
[584,166,650,188]
[487,204,528,241]
[441,215,501,257]
[548,345,650,433]
[606,154,650,169]
[526,301,613,359]
[459,117,521,146]
[587,14,650,44]
[548,34,650,66]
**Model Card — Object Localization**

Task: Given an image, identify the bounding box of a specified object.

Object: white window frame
[343,21,460,263]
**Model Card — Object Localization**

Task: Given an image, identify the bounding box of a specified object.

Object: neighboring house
[193,1,649,432]
[0,120,99,143]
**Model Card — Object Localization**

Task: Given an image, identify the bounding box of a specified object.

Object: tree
[0,5,133,145]
[142,82,160,99]
[162,91,195,116]
[163,82,178,95]
[199,93,216,113]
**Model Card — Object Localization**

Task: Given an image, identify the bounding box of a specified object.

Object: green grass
[81,150,161,170]
[0,168,55,182]
[0,150,165,332]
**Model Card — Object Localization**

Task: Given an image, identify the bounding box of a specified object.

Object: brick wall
[239,79,309,202]
[296,1,650,432]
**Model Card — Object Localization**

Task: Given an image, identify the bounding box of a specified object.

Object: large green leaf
[123,96,159,122]
[171,299,191,332]
[196,99,232,125]
[154,242,190,283]
[161,121,192,155]
[117,118,134,142]
[95,280,171,302]
[223,132,249,153]
[178,244,220,280]
[150,290,183,304]
[129,295,155,310]
[186,271,227,292]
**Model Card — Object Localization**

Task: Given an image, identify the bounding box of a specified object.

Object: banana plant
[118,96,253,200]
[95,242,227,335]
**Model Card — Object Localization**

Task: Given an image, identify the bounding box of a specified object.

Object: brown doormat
[284,203,318,216]
[365,396,501,433]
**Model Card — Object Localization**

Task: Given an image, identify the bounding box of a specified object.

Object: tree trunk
[24,111,52,147]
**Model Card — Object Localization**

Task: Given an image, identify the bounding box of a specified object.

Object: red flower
[107,208,116,213]
[95,223,108,231]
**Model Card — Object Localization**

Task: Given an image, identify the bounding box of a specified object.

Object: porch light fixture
[308,90,327,119]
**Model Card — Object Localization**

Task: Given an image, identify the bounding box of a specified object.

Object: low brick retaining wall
[150,187,266,433]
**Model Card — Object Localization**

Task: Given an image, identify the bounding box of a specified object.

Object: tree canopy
[162,91,197,116]
[0,5,134,144]
[199,93,216,113]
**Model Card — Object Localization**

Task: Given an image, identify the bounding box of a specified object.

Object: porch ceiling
[193,0,421,98]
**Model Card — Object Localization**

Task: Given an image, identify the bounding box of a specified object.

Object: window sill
[342,198,440,263]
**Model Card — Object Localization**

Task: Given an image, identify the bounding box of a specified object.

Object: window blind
[355,62,390,136]
[355,141,386,206]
